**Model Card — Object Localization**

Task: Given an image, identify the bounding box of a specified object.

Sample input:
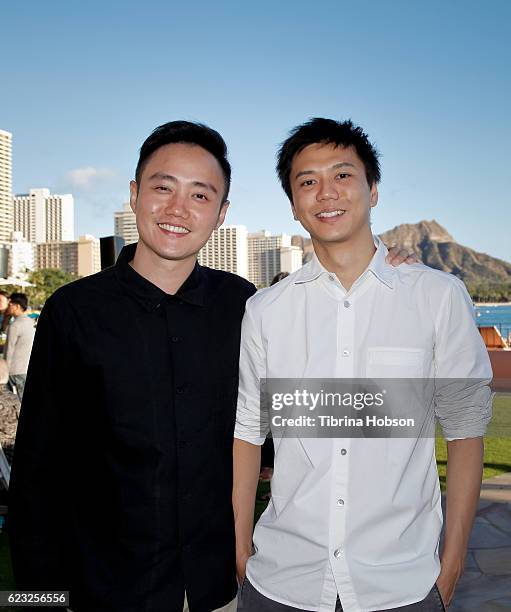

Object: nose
[316,178,339,201]
[164,191,188,218]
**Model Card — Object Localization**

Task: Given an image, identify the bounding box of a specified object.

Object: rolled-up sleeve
[434,277,493,440]
[234,297,269,445]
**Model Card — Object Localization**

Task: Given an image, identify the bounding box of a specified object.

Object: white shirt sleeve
[234,297,269,445]
[433,276,493,440]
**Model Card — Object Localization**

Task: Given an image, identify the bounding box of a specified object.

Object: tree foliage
[466,282,511,303]
[25,269,78,308]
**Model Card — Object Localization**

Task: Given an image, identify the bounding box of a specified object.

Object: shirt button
[176,386,185,394]
[328,274,335,282]
[340,448,347,456]
[343,300,350,308]
[334,548,343,558]
[337,498,345,506]
[342,349,350,356]
[171,336,181,343]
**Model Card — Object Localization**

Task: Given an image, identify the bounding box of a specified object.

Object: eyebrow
[294,162,356,180]
[148,172,218,194]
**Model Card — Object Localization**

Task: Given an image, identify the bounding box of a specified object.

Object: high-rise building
[13,188,74,243]
[198,225,248,278]
[45,192,74,242]
[0,245,9,278]
[36,241,77,274]
[280,245,303,276]
[77,234,101,277]
[0,130,13,243]
[248,230,301,287]
[36,235,100,277]
[8,231,35,279]
[114,203,138,245]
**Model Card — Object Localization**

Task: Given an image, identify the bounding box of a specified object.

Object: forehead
[141,142,224,184]
[291,142,364,172]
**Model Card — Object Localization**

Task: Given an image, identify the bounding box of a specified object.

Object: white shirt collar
[294,235,395,289]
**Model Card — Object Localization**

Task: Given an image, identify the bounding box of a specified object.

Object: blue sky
[2,0,510,261]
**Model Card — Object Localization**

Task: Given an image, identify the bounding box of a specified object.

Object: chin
[158,247,196,261]
[310,230,350,244]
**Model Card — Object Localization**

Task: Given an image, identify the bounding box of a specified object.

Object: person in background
[4,293,36,402]
[0,290,9,335]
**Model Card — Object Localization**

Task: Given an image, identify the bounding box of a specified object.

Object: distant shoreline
[474,302,511,307]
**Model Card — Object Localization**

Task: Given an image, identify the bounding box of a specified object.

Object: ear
[291,201,298,220]
[369,183,378,208]
[215,200,230,230]
[129,180,138,214]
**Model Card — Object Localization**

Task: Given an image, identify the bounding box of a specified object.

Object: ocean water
[475,304,511,343]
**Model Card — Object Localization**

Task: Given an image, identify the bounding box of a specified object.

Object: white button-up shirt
[234,237,492,612]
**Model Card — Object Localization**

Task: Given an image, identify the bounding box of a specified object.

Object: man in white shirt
[233,119,492,612]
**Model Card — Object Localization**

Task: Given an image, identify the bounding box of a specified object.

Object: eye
[300,179,315,187]
[336,173,351,180]
[155,185,171,192]
[194,193,208,201]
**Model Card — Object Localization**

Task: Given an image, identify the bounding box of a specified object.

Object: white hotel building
[198,226,302,286]
[114,202,139,245]
[13,188,74,243]
[0,129,13,243]
[198,225,248,278]
[247,230,302,287]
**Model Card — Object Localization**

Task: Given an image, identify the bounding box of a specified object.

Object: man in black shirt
[8,121,256,612]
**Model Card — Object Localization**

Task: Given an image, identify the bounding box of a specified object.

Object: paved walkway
[450,473,511,611]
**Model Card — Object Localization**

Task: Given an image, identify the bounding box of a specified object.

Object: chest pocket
[366,347,425,378]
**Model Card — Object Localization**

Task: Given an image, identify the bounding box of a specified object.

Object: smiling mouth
[316,209,346,218]
[157,223,190,234]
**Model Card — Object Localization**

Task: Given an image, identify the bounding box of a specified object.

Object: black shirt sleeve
[8,292,74,591]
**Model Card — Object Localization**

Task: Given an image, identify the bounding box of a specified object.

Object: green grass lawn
[436,392,511,489]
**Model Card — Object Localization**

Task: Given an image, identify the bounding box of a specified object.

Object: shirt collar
[114,242,206,311]
[293,236,394,289]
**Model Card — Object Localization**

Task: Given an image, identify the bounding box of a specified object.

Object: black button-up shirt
[8,243,256,612]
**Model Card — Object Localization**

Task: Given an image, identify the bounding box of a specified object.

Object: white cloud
[63,166,118,191]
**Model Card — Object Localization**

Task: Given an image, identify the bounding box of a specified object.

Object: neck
[312,227,376,290]
[130,240,197,295]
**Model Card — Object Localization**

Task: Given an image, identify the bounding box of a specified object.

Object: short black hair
[9,292,28,311]
[135,120,231,201]
[276,118,381,202]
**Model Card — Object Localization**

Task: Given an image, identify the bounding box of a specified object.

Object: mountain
[292,220,511,284]
[379,220,511,284]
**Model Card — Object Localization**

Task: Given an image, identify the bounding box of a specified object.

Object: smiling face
[130,142,229,263]
[290,142,378,247]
